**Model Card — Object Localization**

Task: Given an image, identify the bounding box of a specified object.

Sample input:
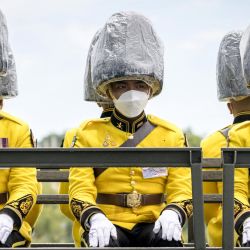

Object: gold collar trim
[110,109,147,133]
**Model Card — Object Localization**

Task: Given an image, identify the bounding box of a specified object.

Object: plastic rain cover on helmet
[240,24,250,90]
[90,11,164,99]
[0,47,18,98]
[217,31,249,101]
[84,29,111,104]
[0,9,17,99]
[0,9,9,76]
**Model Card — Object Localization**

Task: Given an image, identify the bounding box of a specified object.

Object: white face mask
[113,90,149,118]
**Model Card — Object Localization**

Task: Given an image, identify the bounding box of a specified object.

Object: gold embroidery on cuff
[70,199,94,220]
[6,195,33,218]
[234,199,249,218]
[173,200,193,218]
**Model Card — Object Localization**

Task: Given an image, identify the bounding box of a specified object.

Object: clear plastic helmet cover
[90,11,164,99]
[0,9,9,76]
[217,31,249,101]
[240,24,250,90]
[0,46,18,98]
[84,29,112,105]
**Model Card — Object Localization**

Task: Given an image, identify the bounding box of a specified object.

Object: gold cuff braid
[70,199,94,220]
[6,194,33,219]
[234,198,250,219]
[173,199,193,218]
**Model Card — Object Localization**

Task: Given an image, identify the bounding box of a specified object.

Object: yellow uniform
[69,113,192,247]
[0,110,39,246]
[24,183,43,232]
[201,114,250,246]
[59,109,113,221]
[59,128,77,221]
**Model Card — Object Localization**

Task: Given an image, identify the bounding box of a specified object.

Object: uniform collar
[110,109,147,133]
[100,108,114,118]
[233,112,250,124]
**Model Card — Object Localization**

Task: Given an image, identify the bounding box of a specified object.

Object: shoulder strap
[94,121,156,178]
[219,125,250,176]
[219,127,230,138]
[120,121,156,147]
[219,126,231,147]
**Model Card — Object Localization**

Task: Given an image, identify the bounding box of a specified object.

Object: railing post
[190,151,206,250]
[222,151,236,250]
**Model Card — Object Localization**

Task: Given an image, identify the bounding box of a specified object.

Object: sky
[1,0,250,142]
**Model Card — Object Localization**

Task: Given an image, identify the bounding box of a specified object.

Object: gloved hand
[89,213,117,247]
[153,209,182,241]
[242,217,250,245]
[0,214,14,244]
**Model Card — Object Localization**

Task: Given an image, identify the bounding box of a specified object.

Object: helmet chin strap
[107,86,117,101]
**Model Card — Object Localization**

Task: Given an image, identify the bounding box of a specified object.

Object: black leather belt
[0,192,8,204]
[97,192,166,208]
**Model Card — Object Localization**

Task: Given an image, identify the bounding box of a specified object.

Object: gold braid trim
[6,195,33,218]
[70,198,95,220]
[234,199,250,234]
[173,199,193,218]
[234,198,250,218]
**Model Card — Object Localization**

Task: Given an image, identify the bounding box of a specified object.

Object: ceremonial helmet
[0,9,17,99]
[89,11,164,99]
[217,31,249,101]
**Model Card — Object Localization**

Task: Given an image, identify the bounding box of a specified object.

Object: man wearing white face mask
[68,12,192,248]
[109,80,150,118]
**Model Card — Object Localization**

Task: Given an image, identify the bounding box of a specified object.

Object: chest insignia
[117,122,123,129]
[0,138,8,148]
[103,134,117,147]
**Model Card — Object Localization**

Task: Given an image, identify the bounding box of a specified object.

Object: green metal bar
[190,149,206,250]
[0,148,201,168]
[222,149,236,250]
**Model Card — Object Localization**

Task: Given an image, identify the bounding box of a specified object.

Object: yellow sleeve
[63,129,77,148]
[225,128,250,234]
[59,129,77,221]
[1,125,38,230]
[68,136,104,231]
[165,132,193,225]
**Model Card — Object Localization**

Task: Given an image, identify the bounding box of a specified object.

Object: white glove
[0,214,14,244]
[89,213,117,247]
[242,217,250,244]
[153,209,182,241]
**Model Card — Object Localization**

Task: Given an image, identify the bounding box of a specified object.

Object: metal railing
[0,147,205,250]
[1,147,250,249]
[222,148,250,250]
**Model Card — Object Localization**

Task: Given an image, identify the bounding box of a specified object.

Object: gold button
[128,134,134,139]
[130,170,135,175]
[131,180,136,186]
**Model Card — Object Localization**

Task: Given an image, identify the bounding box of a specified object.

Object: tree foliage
[32,183,73,243]
[33,132,73,243]
[184,127,203,147]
